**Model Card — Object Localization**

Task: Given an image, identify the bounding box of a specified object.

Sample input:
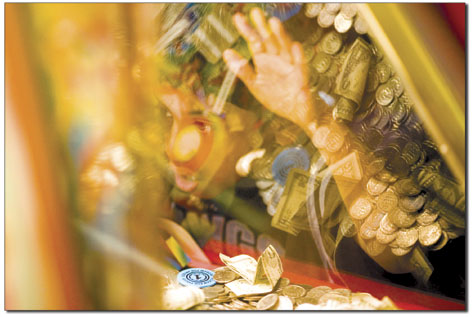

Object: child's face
[160,85,250,199]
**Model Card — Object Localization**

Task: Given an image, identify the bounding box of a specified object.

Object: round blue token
[272,147,310,186]
[177,268,216,288]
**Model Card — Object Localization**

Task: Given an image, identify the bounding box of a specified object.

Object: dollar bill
[219,245,283,296]
[409,245,434,285]
[271,169,310,236]
[289,203,311,231]
[271,171,343,235]
[219,253,258,284]
[335,37,372,104]
[272,152,362,235]
[255,245,283,288]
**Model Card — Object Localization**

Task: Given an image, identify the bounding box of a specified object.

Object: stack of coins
[188,266,397,310]
[247,2,465,260]
[347,173,462,257]
[304,3,367,35]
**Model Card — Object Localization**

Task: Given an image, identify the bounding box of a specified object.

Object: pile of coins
[236,2,464,263]
[191,266,397,310]
[305,3,367,35]
[349,181,448,257]
[303,2,464,253]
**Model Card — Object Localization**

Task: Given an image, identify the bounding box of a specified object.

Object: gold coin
[341,3,358,19]
[429,231,449,251]
[389,207,416,228]
[320,30,343,55]
[375,84,394,106]
[401,141,422,166]
[213,268,238,284]
[364,210,386,230]
[305,3,323,18]
[333,288,352,297]
[354,15,368,34]
[380,214,398,234]
[311,125,331,148]
[307,286,332,300]
[334,12,353,33]
[416,208,438,226]
[375,62,392,84]
[256,293,278,310]
[323,3,341,14]
[399,194,426,213]
[388,76,404,97]
[390,245,413,256]
[376,228,397,244]
[377,191,398,213]
[303,44,316,63]
[350,196,373,220]
[318,11,336,28]
[365,239,386,256]
[366,177,389,196]
[312,52,333,74]
[375,169,398,183]
[325,129,345,152]
[366,157,386,176]
[282,285,307,298]
[306,28,325,45]
[418,222,442,247]
[395,227,418,248]
[359,223,377,240]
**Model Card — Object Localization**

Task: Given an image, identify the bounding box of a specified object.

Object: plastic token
[272,147,310,185]
[177,268,216,288]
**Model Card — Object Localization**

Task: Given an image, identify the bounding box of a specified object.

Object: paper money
[219,253,258,284]
[335,37,372,104]
[409,246,434,285]
[271,169,310,235]
[255,245,283,288]
[219,245,283,296]
[189,254,398,310]
[272,151,362,236]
